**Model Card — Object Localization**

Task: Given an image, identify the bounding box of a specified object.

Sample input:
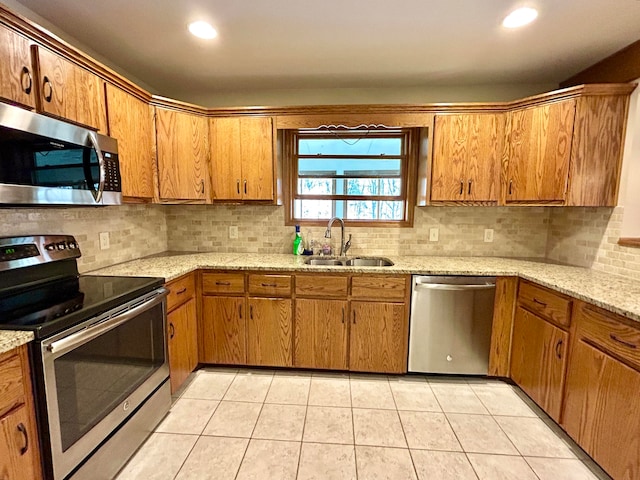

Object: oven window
[53,302,165,452]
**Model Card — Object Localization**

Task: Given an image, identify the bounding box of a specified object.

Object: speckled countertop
[0,330,34,355]
[90,253,640,323]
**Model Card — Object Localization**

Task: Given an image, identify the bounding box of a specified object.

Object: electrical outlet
[99,232,110,250]
[484,229,494,243]
[229,226,238,239]
[429,228,439,242]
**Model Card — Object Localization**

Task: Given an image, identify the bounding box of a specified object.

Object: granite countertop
[0,330,34,355]
[91,252,640,323]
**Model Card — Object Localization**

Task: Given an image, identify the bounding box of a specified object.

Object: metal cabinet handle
[176,287,187,295]
[42,76,53,102]
[250,305,254,320]
[216,281,231,286]
[169,322,175,339]
[238,304,242,319]
[533,298,547,307]
[244,180,247,195]
[342,308,345,324]
[17,423,28,455]
[459,180,464,195]
[610,334,637,349]
[352,310,356,324]
[21,66,33,95]
[200,179,205,194]
[261,283,277,287]
[555,339,563,359]
[236,179,240,194]
[468,180,472,195]
[508,179,513,195]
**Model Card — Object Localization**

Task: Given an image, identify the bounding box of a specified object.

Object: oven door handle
[44,289,168,356]
[87,131,106,203]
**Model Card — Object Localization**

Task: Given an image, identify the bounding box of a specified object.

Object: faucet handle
[344,234,352,254]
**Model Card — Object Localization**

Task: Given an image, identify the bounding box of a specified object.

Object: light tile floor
[116,368,610,480]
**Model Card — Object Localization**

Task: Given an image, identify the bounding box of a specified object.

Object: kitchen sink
[303,256,394,267]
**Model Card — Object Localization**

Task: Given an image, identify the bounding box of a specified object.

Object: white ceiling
[9,0,640,104]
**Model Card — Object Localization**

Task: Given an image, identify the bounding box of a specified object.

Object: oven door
[40,288,169,480]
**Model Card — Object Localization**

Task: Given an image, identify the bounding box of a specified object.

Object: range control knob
[45,243,56,251]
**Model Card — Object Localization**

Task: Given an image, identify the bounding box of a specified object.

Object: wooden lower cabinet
[200,295,246,365]
[294,298,348,370]
[0,404,39,479]
[510,306,568,422]
[349,301,407,374]
[247,297,292,367]
[167,298,198,393]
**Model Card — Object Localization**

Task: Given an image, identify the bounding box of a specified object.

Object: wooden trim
[561,40,640,88]
[618,238,640,248]
[488,277,518,377]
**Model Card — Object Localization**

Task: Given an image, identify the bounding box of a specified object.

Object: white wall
[620,78,640,237]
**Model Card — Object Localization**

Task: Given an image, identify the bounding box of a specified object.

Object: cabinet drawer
[577,303,640,370]
[202,272,245,295]
[518,281,572,328]
[248,274,292,296]
[351,276,407,301]
[166,274,195,312]
[295,275,348,297]
[0,354,25,418]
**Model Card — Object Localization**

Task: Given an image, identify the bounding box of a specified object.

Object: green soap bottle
[293,225,304,255]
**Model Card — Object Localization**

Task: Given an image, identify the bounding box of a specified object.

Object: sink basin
[345,257,394,267]
[303,256,393,267]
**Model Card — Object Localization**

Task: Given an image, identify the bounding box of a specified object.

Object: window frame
[283,127,418,227]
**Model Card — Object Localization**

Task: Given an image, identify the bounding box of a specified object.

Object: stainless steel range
[0,235,170,480]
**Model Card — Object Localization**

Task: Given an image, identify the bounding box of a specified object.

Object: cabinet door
[563,340,640,480]
[210,117,243,200]
[201,296,246,364]
[167,298,198,393]
[247,297,292,367]
[510,306,568,422]
[0,24,35,108]
[505,100,575,202]
[294,299,348,370]
[156,108,209,201]
[36,46,107,132]
[105,84,154,200]
[349,301,407,374]
[431,114,501,202]
[0,405,40,480]
[240,117,274,200]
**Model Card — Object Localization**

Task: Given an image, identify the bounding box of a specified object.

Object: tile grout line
[348,373,359,480]
[293,373,313,479]
[389,375,420,480]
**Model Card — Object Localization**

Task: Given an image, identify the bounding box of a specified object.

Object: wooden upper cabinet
[0,24,35,109]
[503,99,576,204]
[431,113,503,203]
[156,107,209,202]
[105,84,154,200]
[34,46,107,132]
[210,116,274,201]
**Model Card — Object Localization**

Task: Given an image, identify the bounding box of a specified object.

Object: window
[284,127,417,226]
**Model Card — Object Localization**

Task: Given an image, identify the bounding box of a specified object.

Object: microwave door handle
[44,289,168,356]
[87,131,105,203]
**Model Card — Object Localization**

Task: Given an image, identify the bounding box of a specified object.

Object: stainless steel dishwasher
[409,275,496,375]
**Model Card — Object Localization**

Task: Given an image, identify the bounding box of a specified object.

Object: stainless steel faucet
[325,217,352,256]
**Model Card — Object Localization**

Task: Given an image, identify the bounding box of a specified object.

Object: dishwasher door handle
[413,283,495,291]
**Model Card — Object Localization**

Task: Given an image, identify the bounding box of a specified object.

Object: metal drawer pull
[509,179,513,195]
[610,334,637,349]
[169,323,175,339]
[176,287,187,294]
[261,283,278,287]
[21,66,32,94]
[17,423,28,455]
[555,339,563,359]
[459,180,464,195]
[532,298,547,307]
[215,281,231,286]
[468,180,472,195]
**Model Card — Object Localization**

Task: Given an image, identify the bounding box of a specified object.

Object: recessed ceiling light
[502,7,538,28]
[188,21,217,39]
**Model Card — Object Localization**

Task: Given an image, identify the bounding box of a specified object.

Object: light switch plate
[484,229,494,243]
[99,232,110,250]
[229,226,238,239]
[429,228,439,242]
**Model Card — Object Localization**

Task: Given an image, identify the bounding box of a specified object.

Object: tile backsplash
[546,206,640,280]
[0,205,167,272]
[166,205,551,258]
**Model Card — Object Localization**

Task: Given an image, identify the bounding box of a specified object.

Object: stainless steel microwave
[0,102,121,206]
